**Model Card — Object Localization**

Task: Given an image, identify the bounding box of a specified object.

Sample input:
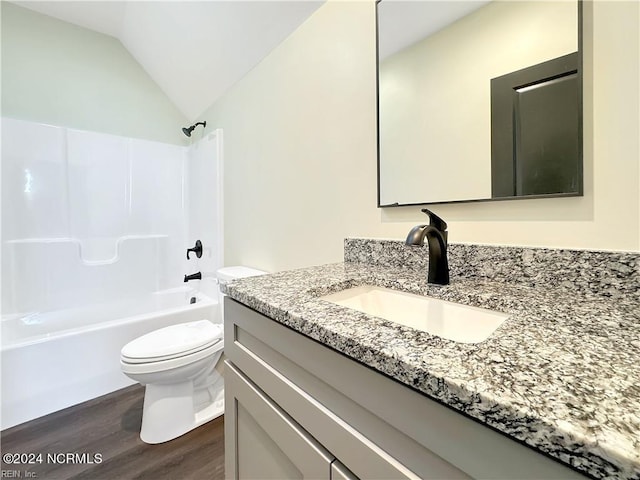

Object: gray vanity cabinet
[225,362,334,478]
[226,361,360,479]
[224,298,588,480]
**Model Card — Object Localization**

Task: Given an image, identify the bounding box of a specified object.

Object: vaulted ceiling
[11,1,490,121]
[11,1,324,121]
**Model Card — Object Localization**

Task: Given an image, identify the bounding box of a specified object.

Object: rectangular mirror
[377,0,582,207]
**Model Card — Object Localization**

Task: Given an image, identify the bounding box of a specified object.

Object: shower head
[182,121,207,137]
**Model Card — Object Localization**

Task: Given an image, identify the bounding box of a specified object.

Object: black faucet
[405,208,449,285]
[184,272,202,282]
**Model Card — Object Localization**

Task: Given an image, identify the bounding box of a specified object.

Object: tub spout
[184,272,202,282]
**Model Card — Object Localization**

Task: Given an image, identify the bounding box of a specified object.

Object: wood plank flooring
[1,385,225,479]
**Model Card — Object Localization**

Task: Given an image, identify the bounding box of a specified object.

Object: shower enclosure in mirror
[377,0,582,207]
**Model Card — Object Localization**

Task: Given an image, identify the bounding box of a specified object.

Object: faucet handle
[187,240,203,260]
[421,208,447,232]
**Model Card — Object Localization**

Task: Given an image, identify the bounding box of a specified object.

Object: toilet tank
[216,266,267,284]
[216,266,266,320]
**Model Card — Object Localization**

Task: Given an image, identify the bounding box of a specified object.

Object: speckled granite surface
[224,240,640,480]
[345,238,640,300]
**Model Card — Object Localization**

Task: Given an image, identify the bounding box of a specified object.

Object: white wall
[0,2,187,145]
[196,0,638,274]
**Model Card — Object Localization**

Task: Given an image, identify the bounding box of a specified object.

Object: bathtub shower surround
[0,117,224,429]
[224,239,640,479]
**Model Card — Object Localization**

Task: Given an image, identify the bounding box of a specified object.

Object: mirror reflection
[377,0,581,206]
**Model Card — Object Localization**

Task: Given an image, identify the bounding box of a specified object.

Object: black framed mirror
[377,0,583,207]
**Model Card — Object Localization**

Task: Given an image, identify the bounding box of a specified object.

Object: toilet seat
[122,337,222,364]
[121,339,223,375]
[121,320,222,363]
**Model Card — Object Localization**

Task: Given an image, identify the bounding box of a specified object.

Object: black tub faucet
[184,272,202,282]
[405,208,450,285]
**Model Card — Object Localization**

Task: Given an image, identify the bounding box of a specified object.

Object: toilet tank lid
[216,266,267,282]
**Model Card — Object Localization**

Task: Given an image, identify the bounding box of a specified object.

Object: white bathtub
[1,288,218,430]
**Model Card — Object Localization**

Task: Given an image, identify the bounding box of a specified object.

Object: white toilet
[120,266,265,444]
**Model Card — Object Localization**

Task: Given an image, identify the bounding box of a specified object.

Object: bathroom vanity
[223,239,640,479]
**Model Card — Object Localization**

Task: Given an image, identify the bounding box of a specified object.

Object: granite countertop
[224,260,640,480]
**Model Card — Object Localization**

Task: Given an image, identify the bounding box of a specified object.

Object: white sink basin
[320,285,508,344]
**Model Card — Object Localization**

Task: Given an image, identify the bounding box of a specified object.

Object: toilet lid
[121,320,223,361]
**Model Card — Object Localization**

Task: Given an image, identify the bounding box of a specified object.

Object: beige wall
[199,1,380,272]
[1,3,187,144]
[200,0,639,273]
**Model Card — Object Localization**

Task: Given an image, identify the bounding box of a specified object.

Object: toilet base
[140,376,224,444]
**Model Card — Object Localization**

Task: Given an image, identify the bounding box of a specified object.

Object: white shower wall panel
[129,139,188,291]
[129,139,186,235]
[0,118,191,316]
[3,237,168,314]
[67,129,130,250]
[0,119,69,240]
